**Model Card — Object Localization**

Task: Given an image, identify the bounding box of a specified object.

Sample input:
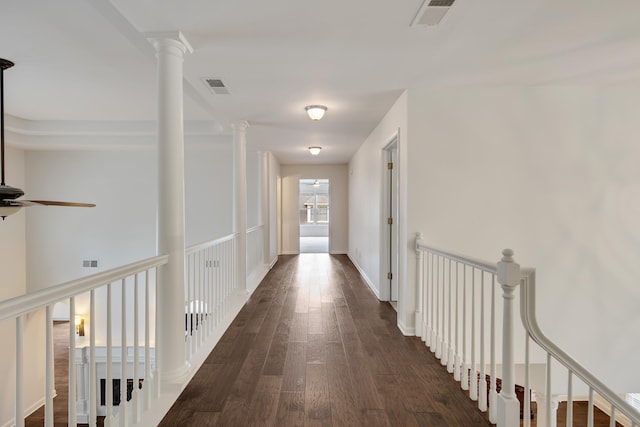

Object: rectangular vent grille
[202,77,230,95]
[428,0,454,6]
[411,0,455,26]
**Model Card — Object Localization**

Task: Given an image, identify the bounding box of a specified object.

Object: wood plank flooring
[160,254,493,427]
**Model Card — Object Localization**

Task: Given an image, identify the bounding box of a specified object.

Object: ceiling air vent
[202,77,230,95]
[411,0,455,27]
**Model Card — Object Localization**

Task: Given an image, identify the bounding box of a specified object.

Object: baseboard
[1,396,47,427]
[247,265,270,293]
[397,319,415,336]
[347,253,380,299]
[269,256,278,269]
[329,250,348,255]
[281,250,298,255]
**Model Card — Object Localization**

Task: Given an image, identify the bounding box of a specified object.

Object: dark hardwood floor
[160,254,493,426]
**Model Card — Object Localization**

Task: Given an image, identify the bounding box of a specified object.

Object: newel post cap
[497,248,520,287]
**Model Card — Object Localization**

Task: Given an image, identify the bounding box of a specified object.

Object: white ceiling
[2,0,640,164]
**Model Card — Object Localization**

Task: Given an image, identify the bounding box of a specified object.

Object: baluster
[415,234,424,339]
[440,257,448,366]
[566,371,573,427]
[198,250,204,347]
[588,388,594,427]
[462,264,469,391]
[69,296,77,427]
[434,253,438,352]
[206,247,212,337]
[489,274,497,423]
[454,261,461,381]
[144,270,151,410]
[120,278,127,426]
[191,252,200,357]
[187,253,193,359]
[610,404,616,427]
[133,274,140,423]
[447,259,454,373]
[479,272,487,411]
[524,334,531,427]
[89,290,97,427]
[424,252,429,347]
[45,305,54,427]
[16,315,24,427]
[470,268,477,401]
[214,245,219,326]
[545,353,552,427]
[435,254,441,358]
[106,283,113,423]
[426,252,433,348]
[496,249,520,427]
[154,266,160,400]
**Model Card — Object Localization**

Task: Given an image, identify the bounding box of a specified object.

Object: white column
[148,31,193,387]
[233,120,249,296]
[496,249,521,427]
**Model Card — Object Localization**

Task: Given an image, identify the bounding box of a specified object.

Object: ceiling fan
[0,58,95,220]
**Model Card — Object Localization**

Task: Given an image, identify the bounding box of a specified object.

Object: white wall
[0,146,44,427]
[280,164,348,255]
[406,86,640,392]
[348,92,408,312]
[185,139,234,245]
[25,149,157,291]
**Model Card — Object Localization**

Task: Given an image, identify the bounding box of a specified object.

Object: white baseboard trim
[397,319,415,336]
[281,250,298,255]
[2,396,47,427]
[247,265,269,294]
[347,253,380,299]
[269,256,278,269]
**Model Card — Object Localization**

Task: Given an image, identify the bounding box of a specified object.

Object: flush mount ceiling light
[305,105,327,120]
[308,146,322,156]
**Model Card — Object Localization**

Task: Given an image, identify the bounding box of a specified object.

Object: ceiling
[2,0,640,164]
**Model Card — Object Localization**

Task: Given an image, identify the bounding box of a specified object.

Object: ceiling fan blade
[22,200,96,207]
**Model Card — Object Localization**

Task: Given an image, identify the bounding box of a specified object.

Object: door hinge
[388,217,393,225]
[388,162,393,170]
[387,272,393,280]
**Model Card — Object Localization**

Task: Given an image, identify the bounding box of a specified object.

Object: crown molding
[4,114,229,151]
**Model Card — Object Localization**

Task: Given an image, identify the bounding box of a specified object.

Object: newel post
[496,249,521,427]
[415,232,424,338]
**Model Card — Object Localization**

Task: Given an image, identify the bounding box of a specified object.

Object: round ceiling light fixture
[308,146,322,155]
[305,105,327,120]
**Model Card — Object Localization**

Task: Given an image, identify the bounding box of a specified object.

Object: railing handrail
[519,269,640,424]
[0,254,169,322]
[414,239,640,424]
[186,232,238,255]
[246,225,263,234]
[416,238,497,274]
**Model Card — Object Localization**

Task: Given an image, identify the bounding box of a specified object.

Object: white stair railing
[0,255,167,427]
[415,233,640,427]
[185,234,238,363]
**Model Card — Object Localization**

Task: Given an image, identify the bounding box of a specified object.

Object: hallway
[160,254,492,426]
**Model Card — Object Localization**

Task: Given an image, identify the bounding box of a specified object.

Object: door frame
[381,131,399,303]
